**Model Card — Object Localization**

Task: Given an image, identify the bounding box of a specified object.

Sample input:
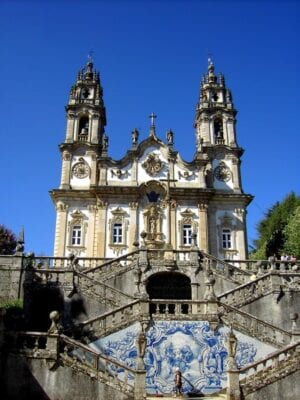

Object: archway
[146,272,191,300]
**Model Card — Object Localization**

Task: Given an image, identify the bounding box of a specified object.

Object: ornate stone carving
[178,170,195,180]
[214,162,231,182]
[142,153,164,176]
[110,169,128,179]
[72,157,90,179]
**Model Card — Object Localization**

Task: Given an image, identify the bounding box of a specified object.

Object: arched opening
[214,118,224,144]
[147,272,191,300]
[78,116,89,140]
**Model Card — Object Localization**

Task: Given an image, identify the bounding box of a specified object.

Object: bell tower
[59,60,106,189]
[194,59,244,193]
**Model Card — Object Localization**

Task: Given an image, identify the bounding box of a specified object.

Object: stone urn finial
[48,310,60,334]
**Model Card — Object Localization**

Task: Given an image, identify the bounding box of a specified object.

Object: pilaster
[53,201,68,257]
[198,202,209,252]
[60,151,71,189]
[96,199,108,257]
[129,202,139,251]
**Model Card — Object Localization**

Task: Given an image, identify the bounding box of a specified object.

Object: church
[51,59,251,262]
[0,60,299,400]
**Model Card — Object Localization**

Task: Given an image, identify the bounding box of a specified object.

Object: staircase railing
[75,270,134,308]
[218,302,292,347]
[238,340,300,396]
[60,334,135,396]
[201,251,253,284]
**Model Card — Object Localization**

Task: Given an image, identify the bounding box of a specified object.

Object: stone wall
[0,354,132,400]
[0,256,23,303]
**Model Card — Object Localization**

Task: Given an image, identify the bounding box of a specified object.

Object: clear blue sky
[0,0,299,255]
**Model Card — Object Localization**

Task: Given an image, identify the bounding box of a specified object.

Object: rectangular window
[222,228,232,249]
[113,223,123,244]
[183,224,192,245]
[72,225,82,246]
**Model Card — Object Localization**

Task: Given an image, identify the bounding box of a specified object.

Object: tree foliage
[0,224,17,255]
[251,192,300,259]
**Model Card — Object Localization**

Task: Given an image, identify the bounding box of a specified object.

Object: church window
[178,209,198,248]
[71,225,82,246]
[113,223,123,244]
[109,207,128,255]
[222,228,232,249]
[67,210,87,251]
[182,224,192,245]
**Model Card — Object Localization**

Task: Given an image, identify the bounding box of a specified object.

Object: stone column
[129,202,139,251]
[87,152,97,186]
[170,200,177,248]
[91,114,99,144]
[96,200,107,258]
[134,331,147,400]
[65,113,75,142]
[226,330,241,400]
[198,202,209,252]
[53,201,68,257]
[60,150,71,189]
[86,204,97,257]
[231,157,241,193]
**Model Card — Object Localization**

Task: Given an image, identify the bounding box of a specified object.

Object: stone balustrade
[5,331,59,358]
[75,271,134,307]
[60,334,137,396]
[218,274,273,307]
[219,302,292,347]
[225,259,300,274]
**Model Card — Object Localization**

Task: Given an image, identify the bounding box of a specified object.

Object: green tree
[0,224,17,255]
[283,205,300,259]
[251,192,300,259]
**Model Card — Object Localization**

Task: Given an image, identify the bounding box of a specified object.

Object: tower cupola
[64,60,106,146]
[194,60,237,151]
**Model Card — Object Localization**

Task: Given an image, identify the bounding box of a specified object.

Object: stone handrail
[83,250,139,274]
[79,299,220,338]
[201,251,253,284]
[224,258,300,273]
[79,299,148,337]
[60,334,135,396]
[219,302,292,347]
[75,270,134,307]
[24,255,110,269]
[238,340,300,379]
[218,274,273,307]
[4,330,59,358]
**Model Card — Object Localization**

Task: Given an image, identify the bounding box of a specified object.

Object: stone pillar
[87,204,97,257]
[198,202,209,252]
[231,157,241,193]
[134,330,147,400]
[170,200,177,248]
[131,158,138,183]
[91,114,99,144]
[53,201,68,257]
[66,113,75,142]
[96,200,108,258]
[129,202,139,251]
[227,329,241,400]
[60,150,71,189]
[87,152,97,186]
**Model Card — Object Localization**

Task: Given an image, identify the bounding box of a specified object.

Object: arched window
[214,117,224,144]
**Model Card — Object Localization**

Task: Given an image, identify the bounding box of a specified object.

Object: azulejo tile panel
[90,321,274,395]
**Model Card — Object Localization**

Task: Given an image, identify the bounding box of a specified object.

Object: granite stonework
[90,321,275,395]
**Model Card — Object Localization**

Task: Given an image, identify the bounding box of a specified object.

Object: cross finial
[149,112,157,128]
[88,50,94,63]
[208,53,213,66]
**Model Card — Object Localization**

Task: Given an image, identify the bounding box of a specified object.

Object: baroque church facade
[51,60,252,261]
[1,59,299,400]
